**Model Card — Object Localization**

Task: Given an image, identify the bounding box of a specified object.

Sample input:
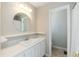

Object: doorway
[49,5,71,57]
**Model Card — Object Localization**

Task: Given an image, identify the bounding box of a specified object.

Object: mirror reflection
[13,13,30,32]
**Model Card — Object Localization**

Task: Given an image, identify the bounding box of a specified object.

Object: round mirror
[13,13,30,32]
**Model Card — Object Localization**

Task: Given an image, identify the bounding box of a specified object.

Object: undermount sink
[24,38,29,41]
[20,37,45,47]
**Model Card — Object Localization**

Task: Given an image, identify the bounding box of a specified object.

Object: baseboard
[53,45,67,51]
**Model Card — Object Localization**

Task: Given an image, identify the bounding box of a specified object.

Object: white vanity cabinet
[0,33,46,57]
[15,52,25,57]
[14,39,46,57]
[24,39,46,57]
[24,42,41,57]
[40,39,46,56]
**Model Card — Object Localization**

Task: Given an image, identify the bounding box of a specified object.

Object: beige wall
[1,2,36,35]
[36,6,49,34]
[0,3,1,35]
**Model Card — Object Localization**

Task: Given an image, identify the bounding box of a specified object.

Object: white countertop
[2,32,45,38]
[0,32,45,43]
[0,37,45,57]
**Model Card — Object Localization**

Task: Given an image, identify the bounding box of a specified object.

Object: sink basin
[20,38,37,45]
[20,37,45,47]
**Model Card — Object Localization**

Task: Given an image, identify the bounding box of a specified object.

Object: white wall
[71,3,79,54]
[1,2,36,35]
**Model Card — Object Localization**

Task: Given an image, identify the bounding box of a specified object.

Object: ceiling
[29,2,49,7]
[29,2,75,8]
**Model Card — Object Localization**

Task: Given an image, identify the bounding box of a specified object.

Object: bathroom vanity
[0,32,46,57]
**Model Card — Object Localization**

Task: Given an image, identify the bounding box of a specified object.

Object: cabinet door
[24,47,34,57]
[14,52,25,57]
[32,42,41,57]
[40,39,46,56]
[24,40,46,57]
[24,43,41,57]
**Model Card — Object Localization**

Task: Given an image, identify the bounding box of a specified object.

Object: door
[71,3,79,56]
[49,5,71,56]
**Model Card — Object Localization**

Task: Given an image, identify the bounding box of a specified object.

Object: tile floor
[52,48,67,57]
